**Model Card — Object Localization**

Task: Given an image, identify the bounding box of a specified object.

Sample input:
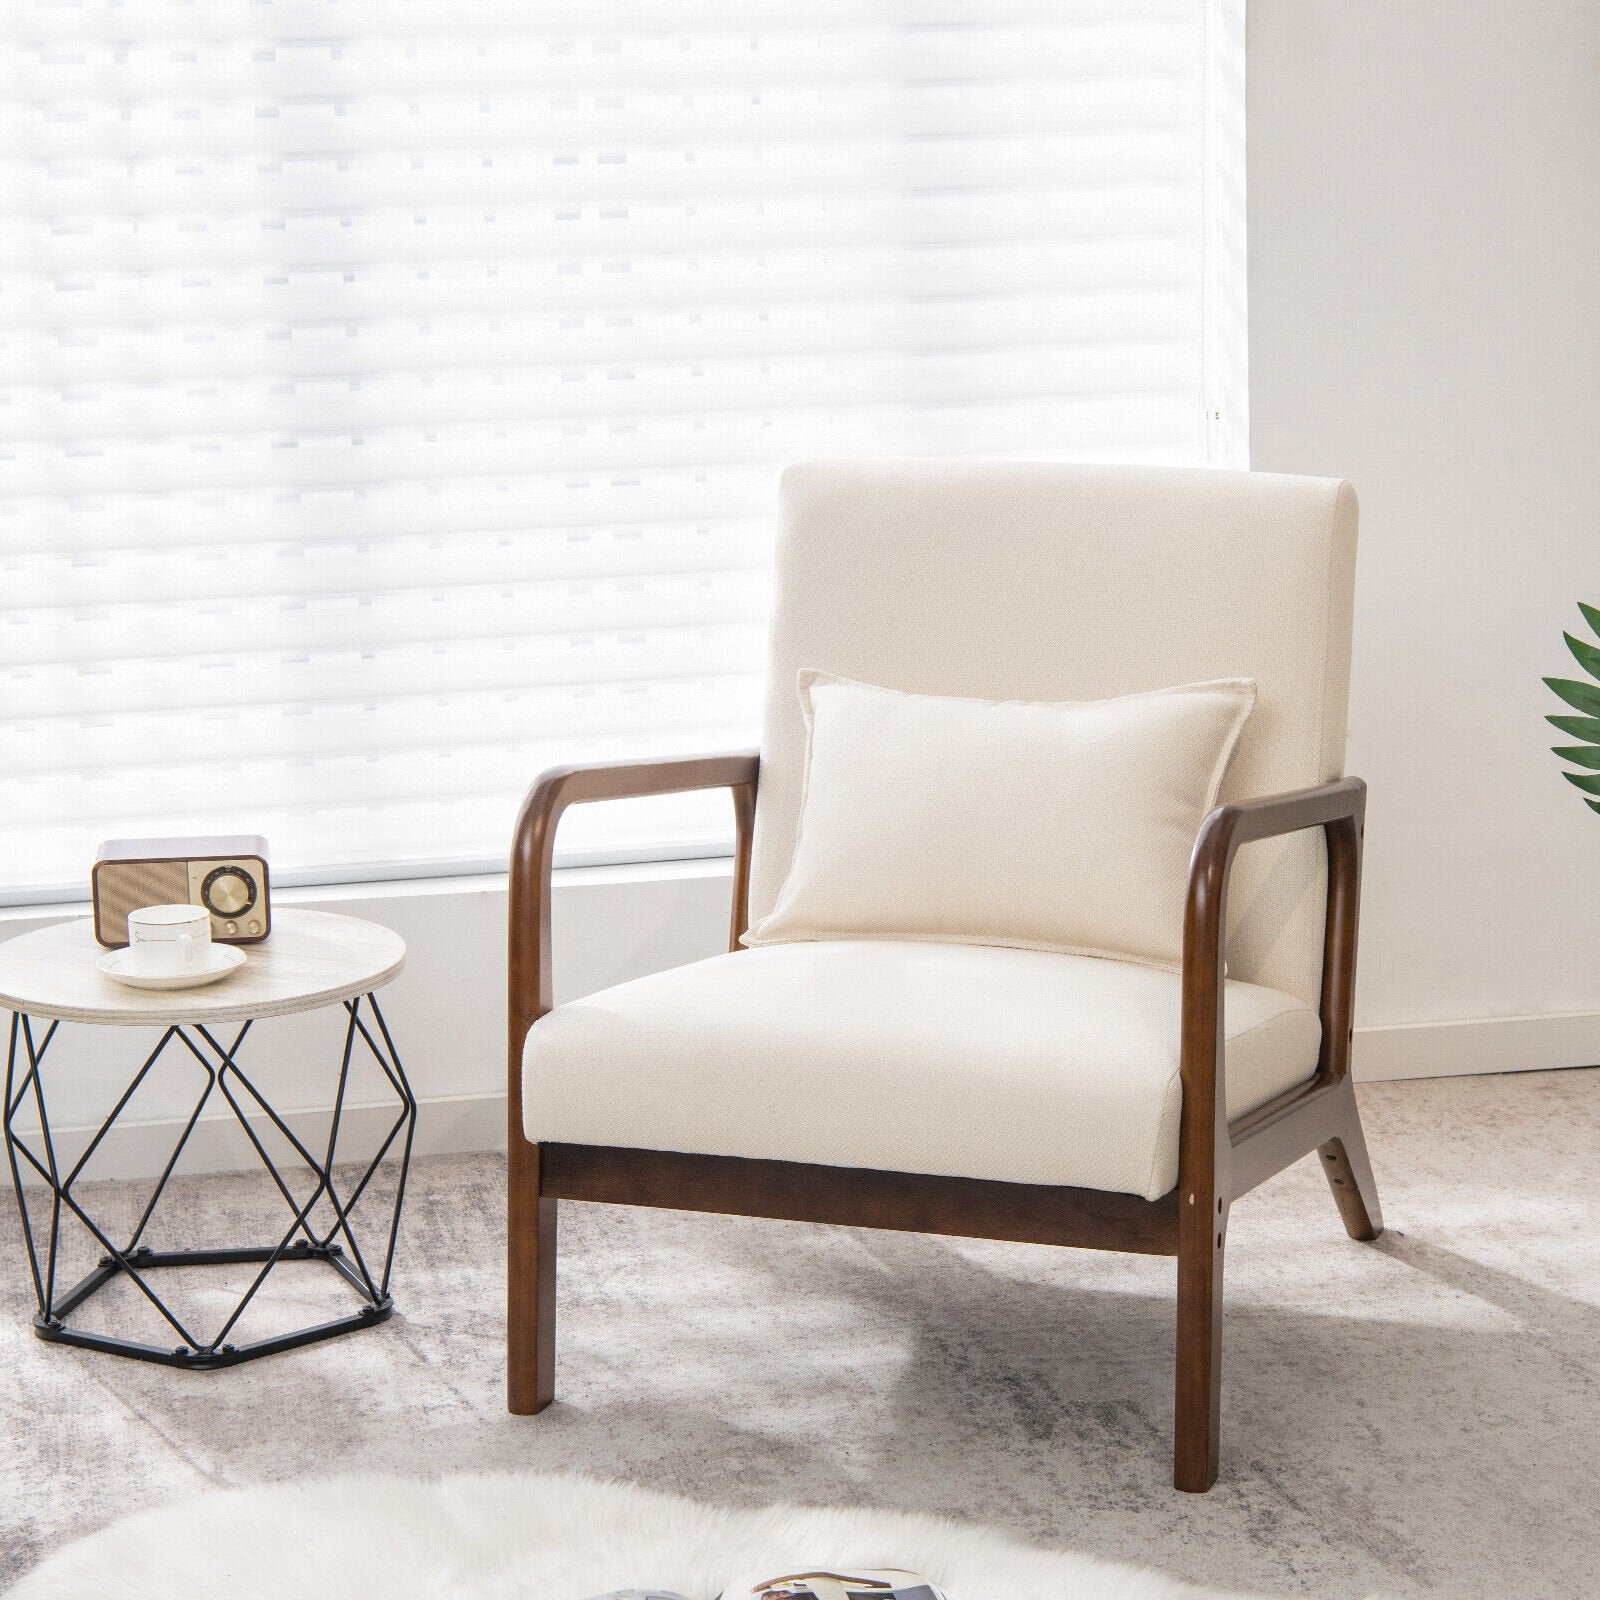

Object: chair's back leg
[508,1137,557,1414]
[1319,1082,1384,1242]
[1174,1198,1226,1492]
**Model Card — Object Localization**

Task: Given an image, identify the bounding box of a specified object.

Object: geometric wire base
[35,1244,394,1369]
[4,992,415,1369]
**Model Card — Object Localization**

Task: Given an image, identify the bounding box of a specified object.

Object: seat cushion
[522,942,1320,1202]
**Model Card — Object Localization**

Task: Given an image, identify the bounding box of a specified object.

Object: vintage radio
[92,835,271,948]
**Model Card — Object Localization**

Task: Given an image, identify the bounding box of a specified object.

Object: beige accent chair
[507,462,1383,1492]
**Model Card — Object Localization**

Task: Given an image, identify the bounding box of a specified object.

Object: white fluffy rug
[10,1471,1301,1600]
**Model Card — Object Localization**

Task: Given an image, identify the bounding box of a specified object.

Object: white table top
[0,909,406,1026]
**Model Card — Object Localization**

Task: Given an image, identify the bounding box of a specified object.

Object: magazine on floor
[585,1574,947,1600]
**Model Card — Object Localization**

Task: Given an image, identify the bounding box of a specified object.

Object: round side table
[0,908,415,1369]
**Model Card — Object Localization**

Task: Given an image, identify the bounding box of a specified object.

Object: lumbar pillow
[742,671,1255,970]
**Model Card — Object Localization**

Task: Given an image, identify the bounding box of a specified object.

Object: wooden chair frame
[507,752,1382,1492]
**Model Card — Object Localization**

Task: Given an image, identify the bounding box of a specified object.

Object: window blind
[0,0,1245,901]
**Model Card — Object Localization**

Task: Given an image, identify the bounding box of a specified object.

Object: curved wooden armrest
[1179,776,1367,1184]
[508,752,760,1049]
[505,749,756,1416]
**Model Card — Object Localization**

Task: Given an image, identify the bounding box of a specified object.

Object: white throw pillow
[742,671,1256,970]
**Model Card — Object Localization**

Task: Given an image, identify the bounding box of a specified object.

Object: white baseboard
[10,1015,1596,1186]
[1354,1011,1600,1081]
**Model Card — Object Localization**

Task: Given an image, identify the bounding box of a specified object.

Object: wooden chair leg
[1319,1087,1384,1241]
[1173,1202,1226,1492]
[508,1137,557,1415]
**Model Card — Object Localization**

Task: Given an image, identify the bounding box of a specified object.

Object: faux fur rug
[8,1470,1321,1600]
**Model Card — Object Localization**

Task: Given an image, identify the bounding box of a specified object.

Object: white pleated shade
[0,0,1244,898]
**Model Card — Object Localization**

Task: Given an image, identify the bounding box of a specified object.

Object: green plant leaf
[1545,676,1600,715]
[1553,744,1600,769]
[1546,607,1600,816]
[1564,631,1600,682]
[1547,714,1600,741]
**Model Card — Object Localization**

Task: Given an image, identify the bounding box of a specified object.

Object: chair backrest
[748,462,1359,1008]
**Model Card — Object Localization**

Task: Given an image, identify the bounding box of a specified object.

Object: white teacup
[127,904,212,978]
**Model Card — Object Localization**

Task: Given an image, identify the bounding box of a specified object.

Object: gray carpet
[2,1068,1597,1599]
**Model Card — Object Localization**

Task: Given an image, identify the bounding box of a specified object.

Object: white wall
[1248,0,1600,1073]
[6,3,1599,1181]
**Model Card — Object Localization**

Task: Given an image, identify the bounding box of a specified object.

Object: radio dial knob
[203,868,252,916]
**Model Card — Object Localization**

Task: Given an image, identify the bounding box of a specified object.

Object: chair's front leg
[508,1138,556,1414]
[1175,1196,1227,1492]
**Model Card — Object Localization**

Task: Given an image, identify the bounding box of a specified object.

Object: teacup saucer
[96,945,247,992]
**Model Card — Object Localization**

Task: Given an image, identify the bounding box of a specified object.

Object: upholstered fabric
[748,464,1359,1009]
[522,942,1321,1202]
[744,672,1255,969]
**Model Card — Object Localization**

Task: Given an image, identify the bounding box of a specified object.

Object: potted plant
[1545,602,1600,813]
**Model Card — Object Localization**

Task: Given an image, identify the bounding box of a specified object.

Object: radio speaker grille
[93,863,189,947]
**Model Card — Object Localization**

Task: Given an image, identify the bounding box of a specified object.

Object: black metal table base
[36,1243,395,1368]
[4,993,415,1368]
